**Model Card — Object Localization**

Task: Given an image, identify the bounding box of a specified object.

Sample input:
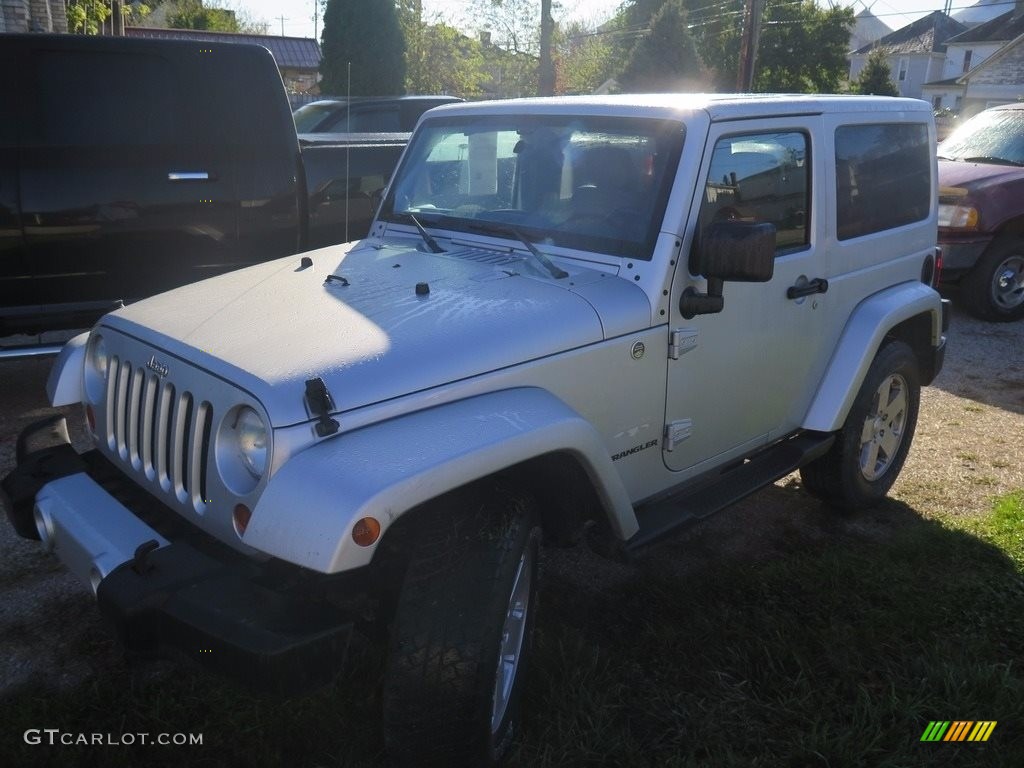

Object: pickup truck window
[381,114,685,260]
[835,123,930,241]
[29,50,177,147]
[697,131,809,253]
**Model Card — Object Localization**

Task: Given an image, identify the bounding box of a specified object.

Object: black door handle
[787,277,828,300]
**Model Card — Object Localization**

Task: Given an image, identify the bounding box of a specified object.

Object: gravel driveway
[1,301,1022,696]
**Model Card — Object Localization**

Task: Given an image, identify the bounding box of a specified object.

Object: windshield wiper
[400,212,446,253]
[960,155,1024,167]
[467,222,568,279]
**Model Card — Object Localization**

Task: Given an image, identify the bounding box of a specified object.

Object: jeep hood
[102,239,650,426]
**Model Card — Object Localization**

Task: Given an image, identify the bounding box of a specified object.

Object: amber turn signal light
[352,517,381,547]
[233,503,253,536]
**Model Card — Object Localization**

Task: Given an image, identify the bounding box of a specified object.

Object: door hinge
[669,328,698,359]
[664,419,693,451]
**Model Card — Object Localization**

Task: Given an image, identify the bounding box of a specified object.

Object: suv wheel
[382,486,541,767]
[962,239,1024,321]
[800,341,920,509]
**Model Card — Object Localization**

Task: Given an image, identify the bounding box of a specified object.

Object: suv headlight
[937,202,979,230]
[216,406,269,494]
[83,333,108,404]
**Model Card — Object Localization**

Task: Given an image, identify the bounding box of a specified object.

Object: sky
[228,1,995,42]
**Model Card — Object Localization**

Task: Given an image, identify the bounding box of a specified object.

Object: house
[923,3,1024,113]
[849,11,967,99]
[124,27,322,95]
[0,0,67,32]
[956,31,1024,114]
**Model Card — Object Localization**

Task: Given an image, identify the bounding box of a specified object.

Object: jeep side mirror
[681,221,776,318]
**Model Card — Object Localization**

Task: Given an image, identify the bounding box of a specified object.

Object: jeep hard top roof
[425,94,932,123]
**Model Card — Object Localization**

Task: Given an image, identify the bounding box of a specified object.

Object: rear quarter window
[28,49,178,146]
[834,123,930,241]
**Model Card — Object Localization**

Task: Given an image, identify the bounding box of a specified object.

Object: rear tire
[800,341,920,510]
[961,239,1024,321]
[382,486,541,768]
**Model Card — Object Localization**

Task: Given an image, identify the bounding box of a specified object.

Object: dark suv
[937,103,1024,321]
[293,95,463,134]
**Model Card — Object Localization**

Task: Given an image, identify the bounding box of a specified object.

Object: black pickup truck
[0,35,409,337]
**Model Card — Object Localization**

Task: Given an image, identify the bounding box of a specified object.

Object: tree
[621,0,853,93]
[398,2,487,97]
[321,0,406,96]
[753,1,854,93]
[555,19,618,95]
[619,0,703,92]
[169,0,238,31]
[854,48,899,97]
[471,0,542,97]
[66,0,111,34]
[410,24,488,97]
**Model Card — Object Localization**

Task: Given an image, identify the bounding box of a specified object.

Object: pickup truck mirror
[680,221,776,319]
[691,220,776,282]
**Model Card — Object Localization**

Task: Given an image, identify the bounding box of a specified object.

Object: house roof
[945,9,1024,44]
[953,0,1018,26]
[125,27,321,70]
[852,11,967,56]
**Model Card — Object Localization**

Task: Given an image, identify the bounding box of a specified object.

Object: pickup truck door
[19,45,238,320]
[0,47,30,330]
[664,118,833,475]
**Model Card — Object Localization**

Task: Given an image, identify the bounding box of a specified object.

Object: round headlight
[84,333,109,404]
[216,405,272,496]
[235,407,268,479]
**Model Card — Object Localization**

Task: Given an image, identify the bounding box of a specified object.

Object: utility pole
[736,0,765,92]
[278,15,288,36]
[538,0,555,96]
[314,0,319,40]
[112,0,125,35]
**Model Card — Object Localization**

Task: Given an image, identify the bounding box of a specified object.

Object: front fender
[802,282,942,433]
[244,387,635,573]
[46,332,88,407]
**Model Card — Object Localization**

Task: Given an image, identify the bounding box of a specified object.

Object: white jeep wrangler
[3,95,948,767]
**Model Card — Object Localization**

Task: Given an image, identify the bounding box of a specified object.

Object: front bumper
[1,417,352,694]
[936,235,991,278]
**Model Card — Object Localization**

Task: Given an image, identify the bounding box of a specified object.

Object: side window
[338,107,402,133]
[29,50,177,146]
[697,131,810,253]
[834,123,930,241]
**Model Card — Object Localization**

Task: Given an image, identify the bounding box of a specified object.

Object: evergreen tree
[619,0,703,92]
[321,0,406,96]
[854,49,899,97]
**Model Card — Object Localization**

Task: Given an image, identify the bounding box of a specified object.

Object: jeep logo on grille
[146,355,170,377]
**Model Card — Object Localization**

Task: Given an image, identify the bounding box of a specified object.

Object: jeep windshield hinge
[668,329,699,360]
[664,419,694,451]
[305,378,340,437]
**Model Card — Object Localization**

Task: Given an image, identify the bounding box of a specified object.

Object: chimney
[479,31,491,47]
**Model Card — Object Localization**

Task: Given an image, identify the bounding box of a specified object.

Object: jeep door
[664,118,833,474]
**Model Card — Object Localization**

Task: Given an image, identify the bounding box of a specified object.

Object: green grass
[2,494,1023,767]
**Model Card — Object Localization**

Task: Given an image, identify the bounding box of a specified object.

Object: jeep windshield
[379,114,685,260]
[938,108,1024,167]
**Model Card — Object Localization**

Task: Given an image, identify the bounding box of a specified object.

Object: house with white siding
[923,3,1024,114]
[849,11,967,99]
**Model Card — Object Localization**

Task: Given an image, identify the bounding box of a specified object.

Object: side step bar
[622,432,835,555]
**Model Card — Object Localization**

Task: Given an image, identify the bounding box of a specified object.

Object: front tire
[382,486,541,767]
[961,239,1024,321]
[801,341,920,510]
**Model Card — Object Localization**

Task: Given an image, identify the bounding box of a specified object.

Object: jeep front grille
[106,357,212,510]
